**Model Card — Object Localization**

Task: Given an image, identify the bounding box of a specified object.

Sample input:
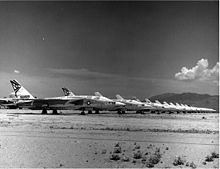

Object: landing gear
[136,110,140,114]
[81,111,85,115]
[88,110,92,114]
[42,109,47,114]
[157,111,161,115]
[117,110,125,114]
[95,110,100,114]
[52,110,58,115]
[136,110,144,114]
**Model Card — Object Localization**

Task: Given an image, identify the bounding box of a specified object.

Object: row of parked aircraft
[0,80,216,115]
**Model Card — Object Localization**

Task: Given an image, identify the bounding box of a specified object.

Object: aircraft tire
[52,110,58,115]
[42,109,47,114]
[81,111,86,115]
[95,110,99,114]
[88,110,92,114]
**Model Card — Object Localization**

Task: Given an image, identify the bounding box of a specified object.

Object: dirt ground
[0,109,218,168]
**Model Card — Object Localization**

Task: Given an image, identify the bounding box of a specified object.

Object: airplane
[169,102,182,113]
[10,81,126,115]
[162,101,178,113]
[115,95,155,114]
[9,80,98,115]
[62,88,125,114]
[144,99,170,113]
[0,80,36,109]
[175,103,187,113]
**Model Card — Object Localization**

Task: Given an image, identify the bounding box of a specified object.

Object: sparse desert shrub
[149,154,161,165]
[166,147,169,150]
[110,154,120,161]
[133,150,142,159]
[189,162,196,169]
[155,147,160,153]
[173,156,185,166]
[101,149,107,154]
[146,162,154,168]
[185,162,189,166]
[205,155,214,162]
[113,146,122,154]
[141,156,147,163]
[114,142,120,147]
[211,152,219,158]
[134,144,141,149]
[202,161,206,165]
[121,156,130,162]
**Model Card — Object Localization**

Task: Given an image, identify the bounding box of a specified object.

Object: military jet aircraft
[9,80,98,115]
[62,88,125,114]
[115,95,155,114]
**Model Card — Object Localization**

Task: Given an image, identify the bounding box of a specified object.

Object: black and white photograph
[0,1,219,168]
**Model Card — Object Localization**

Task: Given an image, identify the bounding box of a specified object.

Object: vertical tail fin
[10,80,34,99]
[155,100,161,104]
[116,94,124,100]
[170,102,175,106]
[145,98,152,104]
[62,87,75,96]
[94,92,103,97]
[132,97,140,102]
[163,101,169,105]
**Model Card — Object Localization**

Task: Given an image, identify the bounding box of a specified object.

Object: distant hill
[148,93,219,111]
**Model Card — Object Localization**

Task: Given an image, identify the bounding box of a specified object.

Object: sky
[0,1,219,99]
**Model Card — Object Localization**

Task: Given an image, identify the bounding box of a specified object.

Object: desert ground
[0,109,218,168]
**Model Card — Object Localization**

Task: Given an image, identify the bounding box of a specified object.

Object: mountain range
[148,93,219,111]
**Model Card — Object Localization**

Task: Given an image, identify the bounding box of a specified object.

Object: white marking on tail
[10,80,34,99]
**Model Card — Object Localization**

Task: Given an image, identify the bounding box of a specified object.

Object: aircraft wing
[15,97,86,110]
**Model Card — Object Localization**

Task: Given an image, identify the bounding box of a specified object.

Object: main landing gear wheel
[81,111,85,115]
[42,109,47,114]
[52,110,58,115]
[117,110,122,114]
[122,111,126,114]
[88,110,92,114]
[140,111,145,114]
[95,110,99,114]
[136,110,141,114]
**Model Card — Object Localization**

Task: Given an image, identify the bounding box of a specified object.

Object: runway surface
[0,109,218,168]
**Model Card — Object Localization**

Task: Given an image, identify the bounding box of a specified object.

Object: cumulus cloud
[14,70,20,74]
[175,58,219,83]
